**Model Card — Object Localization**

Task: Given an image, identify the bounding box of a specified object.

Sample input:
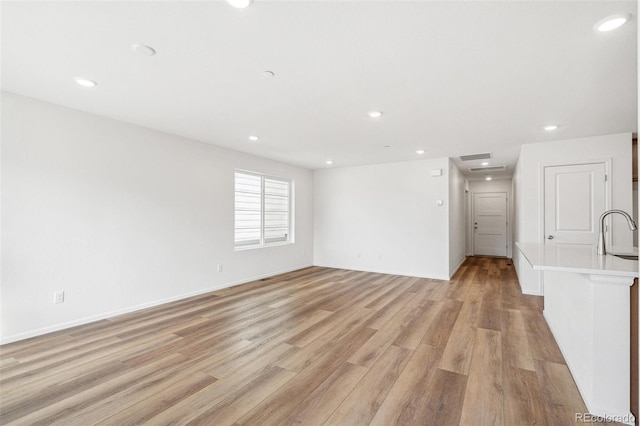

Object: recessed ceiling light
[544,125,558,131]
[226,0,252,8]
[416,150,425,155]
[249,135,259,141]
[326,160,333,165]
[368,111,383,118]
[481,161,489,166]
[74,77,97,87]
[131,44,156,56]
[485,176,493,181]
[262,71,275,77]
[595,13,631,32]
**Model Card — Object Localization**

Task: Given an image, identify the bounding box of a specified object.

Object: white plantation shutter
[235,172,262,247]
[264,178,290,243]
[234,171,291,248]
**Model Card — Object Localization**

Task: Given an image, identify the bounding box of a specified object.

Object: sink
[611,254,639,261]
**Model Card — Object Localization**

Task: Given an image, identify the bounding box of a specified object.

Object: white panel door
[473,192,507,257]
[544,163,606,245]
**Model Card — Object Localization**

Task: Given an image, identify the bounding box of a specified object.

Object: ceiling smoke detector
[132,44,156,56]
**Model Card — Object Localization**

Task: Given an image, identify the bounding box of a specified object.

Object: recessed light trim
[485,176,493,181]
[544,125,558,131]
[595,13,631,32]
[226,0,252,8]
[416,150,425,155]
[481,161,489,166]
[368,111,383,118]
[326,160,333,165]
[132,43,156,56]
[74,77,97,87]
[249,135,259,142]
[262,71,275,77]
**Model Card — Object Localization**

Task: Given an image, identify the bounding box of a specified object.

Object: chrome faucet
[596,209,637,255]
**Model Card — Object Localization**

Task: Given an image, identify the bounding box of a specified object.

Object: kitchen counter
[516,242,638,278]
[515,242,637,425]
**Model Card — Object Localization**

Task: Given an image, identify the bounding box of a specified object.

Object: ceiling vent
[468,165,507,172]
[459,152,491,161]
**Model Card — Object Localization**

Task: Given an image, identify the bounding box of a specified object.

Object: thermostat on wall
[431,169,442,176]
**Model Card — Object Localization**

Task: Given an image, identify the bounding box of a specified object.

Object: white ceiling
[1,1,637,179]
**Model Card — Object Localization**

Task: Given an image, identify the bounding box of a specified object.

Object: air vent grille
[459,153,491,161]
[468,165,507,172]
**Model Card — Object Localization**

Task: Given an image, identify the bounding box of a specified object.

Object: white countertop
[516,242,639,278]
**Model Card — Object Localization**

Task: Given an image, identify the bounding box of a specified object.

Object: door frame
[539,158,612,246]
[471,191,510,257]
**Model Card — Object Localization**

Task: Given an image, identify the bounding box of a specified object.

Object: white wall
[633,181,638,247]
[513,133,634,295]
[448,160,466,276]
[313,158,451,280]
[1,92,314,343]
[468,178,513,258]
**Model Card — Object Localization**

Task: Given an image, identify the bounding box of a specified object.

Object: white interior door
[544,163,606,245]
[473,192,507,257]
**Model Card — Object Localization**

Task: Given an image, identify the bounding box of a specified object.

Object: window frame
[234,169,294,250]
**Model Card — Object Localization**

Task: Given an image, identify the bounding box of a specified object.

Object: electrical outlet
[217,264,223,272]
[54,291,64,304]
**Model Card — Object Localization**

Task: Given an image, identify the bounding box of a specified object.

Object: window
[234,170,292,249]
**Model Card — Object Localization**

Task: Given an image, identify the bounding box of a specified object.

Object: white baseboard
[0,264,313,345]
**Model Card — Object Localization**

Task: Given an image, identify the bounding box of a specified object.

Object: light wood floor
[1,257,592,425]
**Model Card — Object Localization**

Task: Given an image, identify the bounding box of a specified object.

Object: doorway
[473,192,508,257]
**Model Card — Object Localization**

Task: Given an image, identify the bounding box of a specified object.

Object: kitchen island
[517,242,637,425]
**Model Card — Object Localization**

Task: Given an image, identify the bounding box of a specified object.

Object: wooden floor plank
[369,344,443,426]
[1,360,132,423]
[438,293,482,375]
[420,299,463,348]
[412,368,468,425]
[365,291,420,330]
[534,359,587,416]
[283,361,369,425]
[477,274,502,332]
[501,308,535,371]
[89,374,217,425]
[278,308,373,372]
[5,352,187,425]
[503,365,547,426]
[173,366,297,426]
[235,325,378,425]
[0,258,590,425]
[1,333,181,396]
[459,328,503,426]
[393,299,442,350]
[325,345,412,425]
[347,304,416,368]
[523,312,566,364]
